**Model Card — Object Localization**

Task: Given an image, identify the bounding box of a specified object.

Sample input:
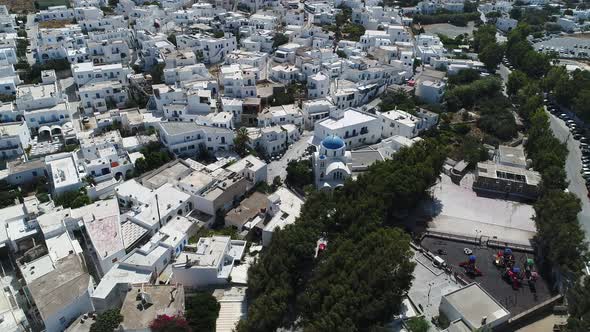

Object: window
[111,257,118,263]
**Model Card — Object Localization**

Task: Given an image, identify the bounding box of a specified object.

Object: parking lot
[421,236,554,316]
[532,36,590,59]
[545,100,590,241]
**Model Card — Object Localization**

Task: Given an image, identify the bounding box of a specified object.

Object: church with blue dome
[312,135,352,190]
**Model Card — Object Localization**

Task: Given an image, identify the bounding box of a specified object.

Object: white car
[463,248,473,255]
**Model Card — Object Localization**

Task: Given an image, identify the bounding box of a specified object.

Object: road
[496,64,590,241]
[547,112,590,240]
[267,130,312,183]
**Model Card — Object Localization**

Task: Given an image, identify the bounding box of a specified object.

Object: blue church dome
[322,135,345,150]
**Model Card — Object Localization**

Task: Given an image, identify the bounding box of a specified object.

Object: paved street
[25,14,37,65]
[547,112,590,241]
[266,130,312,183]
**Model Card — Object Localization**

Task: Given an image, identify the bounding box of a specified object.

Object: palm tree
[234,127,250,156]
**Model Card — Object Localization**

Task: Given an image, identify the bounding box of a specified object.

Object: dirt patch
[3,0,35,13]
[39,20,72,29]
[423,22,476,38]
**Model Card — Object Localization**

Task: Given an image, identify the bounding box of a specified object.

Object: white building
[221,64,257,99]
[0,121,31,159]
[79,81,128,114]
[307,71,330,99]
[415,79,446,104]
[314,108,381,149]
[171,236,246,288]
[38,6,75,21]
[25,254,94,332]
[45,152,84,195]
[249,124,300,157]
[0,47,17,66]
[77,199,126,275]
[312,135,353,190]
[225,155,268,186]
[379,109,422,138]
[260,187,304,246]
[158,121,234,157]
[270,64,301,84]
[176,33,237,64]
[77,131,135,183]
[258,104,303,127]
[301,98,335,129]
[72,62,131,88]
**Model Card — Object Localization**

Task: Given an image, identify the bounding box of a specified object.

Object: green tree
[566,278,590,331]
[234,127,250,157]
[285,159,313,190]
[298,228,415,330]
[53,189,91,209]
[90,309,123,332]
[185,292,220,332]
[510,7,522,20]
[237,140,446,332]
[507,70,529,96]
[167,33,177,46]
[479,42,504,72]
[473,24,497,52]
[574,89,590,121]
[534,190,588,274]
[150,63,165,84]
[407,317,430,332]
[272,33,289,48]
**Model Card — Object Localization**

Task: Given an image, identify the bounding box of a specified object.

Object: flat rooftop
[408,249,461,320]
[225,155,266,173]
[120,285,185,331]
[477,161,541,186]
[420,236,553,316]
[92,264,152,300]
[0,121,26,136]
[16,83,57,99]
[497,145,527,168]
[263,187,304,233]
[444,283,509,329]
[225,192,268,229]
[174,236,232,269]
[85,214,124,260]
[140,160,192,189]
[318,109,378,130]
[27,255,90,322]
[47,154,81,189]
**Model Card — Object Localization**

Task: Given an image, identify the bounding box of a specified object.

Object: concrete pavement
[547,111,590,241]
[25,14,37,65]
[266,130,312,183]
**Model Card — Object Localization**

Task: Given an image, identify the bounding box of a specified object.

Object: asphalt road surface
[267,130,312,183]
[547,111,590,241]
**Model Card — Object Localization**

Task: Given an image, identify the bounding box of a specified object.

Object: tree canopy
[90,309,123,332]
[237,140,446,331]
[185,292,220,332]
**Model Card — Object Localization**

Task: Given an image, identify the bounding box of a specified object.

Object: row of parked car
[546,99,590,188]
